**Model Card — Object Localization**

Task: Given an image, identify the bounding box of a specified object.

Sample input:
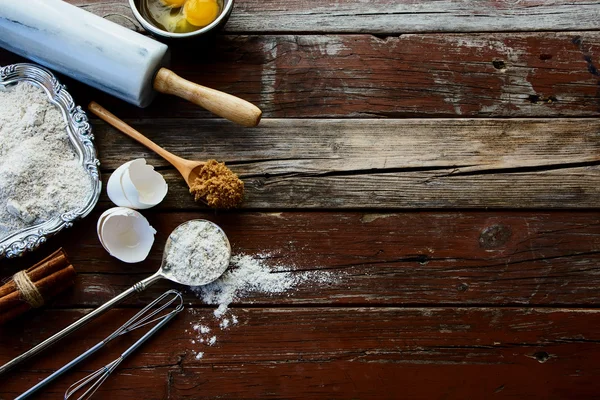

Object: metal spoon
[0,219,231,376]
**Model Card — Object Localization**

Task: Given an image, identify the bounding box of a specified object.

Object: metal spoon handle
[0,272,163,376]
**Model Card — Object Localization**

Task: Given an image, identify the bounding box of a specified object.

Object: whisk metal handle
[64,303,180,400]
[0,272,162,376]
[14,342,104,400]
[122,308,178,358]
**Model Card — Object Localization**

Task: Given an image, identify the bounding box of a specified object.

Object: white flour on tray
[0,82,91,239]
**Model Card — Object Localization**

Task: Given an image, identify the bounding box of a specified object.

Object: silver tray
[0,63,101,259]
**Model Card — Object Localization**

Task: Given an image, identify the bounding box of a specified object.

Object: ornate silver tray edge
[0,63,101,259]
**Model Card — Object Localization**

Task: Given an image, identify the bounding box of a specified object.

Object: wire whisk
[17,290,184,400]
[64,358,121,400]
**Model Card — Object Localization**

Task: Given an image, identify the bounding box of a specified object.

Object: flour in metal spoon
[163,220,230,285]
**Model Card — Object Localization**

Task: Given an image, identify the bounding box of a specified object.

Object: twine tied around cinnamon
[12,270,45,308]
[0,249,77,325]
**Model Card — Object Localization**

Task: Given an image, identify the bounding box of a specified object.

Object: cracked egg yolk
[184,0,220,27]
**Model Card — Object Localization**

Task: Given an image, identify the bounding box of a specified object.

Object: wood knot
[533,351,551,363]
[479,224,512,249]
[253,177,266,188]
[528,94,558,104]
[456,283,469,292]
[492,60,506,70]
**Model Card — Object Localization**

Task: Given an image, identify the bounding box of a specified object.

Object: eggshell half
[97,207,156,263]
[107,161,136,208]
[107,159,168,209]
[97,208,118,252]
[121,159,168,209]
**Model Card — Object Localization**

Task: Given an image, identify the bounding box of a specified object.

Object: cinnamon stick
[26,248,69,272]
[0,303,30,326]
[0,266,77,325]
[0,248,69,298]
[0,265,77,315]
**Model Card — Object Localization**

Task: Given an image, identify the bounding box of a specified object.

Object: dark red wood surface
[4,32,600,120]
[1,1,600,399]
[3,307,600,399]
[4,211,600,307]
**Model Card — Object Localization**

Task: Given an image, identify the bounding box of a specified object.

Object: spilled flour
[193,253,309,318]
[187,252,338,360]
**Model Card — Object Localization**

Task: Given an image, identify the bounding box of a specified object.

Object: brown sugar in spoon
[88,102,244,208]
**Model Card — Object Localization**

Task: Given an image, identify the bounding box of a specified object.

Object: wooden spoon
[88,101,204,186]
[89,102,245,209]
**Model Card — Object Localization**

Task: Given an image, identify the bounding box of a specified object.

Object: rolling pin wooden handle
[153,68,262,127]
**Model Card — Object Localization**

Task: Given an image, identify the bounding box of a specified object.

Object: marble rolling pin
[0,0,261,127]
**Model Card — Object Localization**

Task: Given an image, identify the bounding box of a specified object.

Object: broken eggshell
[107,159,168,209]
[97,207,156,263]
[106,161,135,208]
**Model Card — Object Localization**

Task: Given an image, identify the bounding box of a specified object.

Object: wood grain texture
[0,1,598,398]
[2,307,600,399]
[89,118,600,208]
[2,32,597,119]
[3,211,599,307]
[72,0,600,33]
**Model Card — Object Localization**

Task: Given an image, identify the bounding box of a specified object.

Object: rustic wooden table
[2,1,600,398]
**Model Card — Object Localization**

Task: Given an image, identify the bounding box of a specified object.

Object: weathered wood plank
[72,0,600,33]
[89,118,600,208]
[134,32,600,118]
[2,307,600,399]
[3,32,600,118]
[3,211,599,307]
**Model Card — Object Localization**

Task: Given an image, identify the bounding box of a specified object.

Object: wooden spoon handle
[153,68,262,127]
[88,101,184,167]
